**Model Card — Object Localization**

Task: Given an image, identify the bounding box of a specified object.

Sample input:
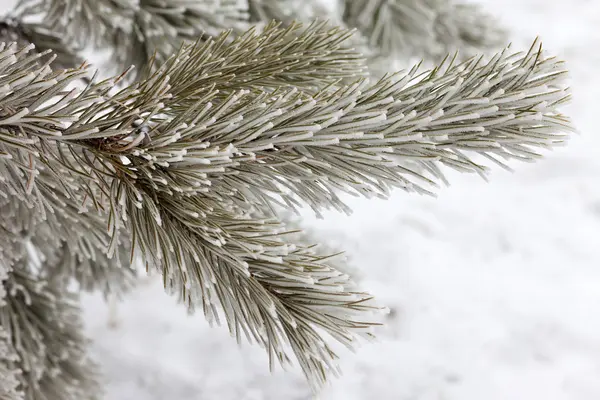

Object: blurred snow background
[4,0,600,398]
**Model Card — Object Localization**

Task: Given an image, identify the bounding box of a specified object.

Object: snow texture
[3,0,600,398]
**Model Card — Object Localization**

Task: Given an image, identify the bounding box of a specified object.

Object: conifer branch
[122,185,381,388]
[0,159,135,297]
[127,36,573,215]
[342,0,506,60]
[5,194,136,296]
[149,21,368,99]
[430,0,506,60]
[0,327,22,400]
[15,0,135,48]
[0,24,573,389]
[117,0,249,76]
[248,0,323,23]
[17,0,251,74]
[0,38,383,388]
[0,263,20,400]
[0,19,83,71]
[0,256,99,399]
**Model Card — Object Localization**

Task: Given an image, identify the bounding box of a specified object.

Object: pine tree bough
[342,0,506,60]
[0,21,573,393]
[14,0,249,74]
[15,0,136,48]
[0,19,82,71]
[248,0,326,23]
[0,250,99,399]
[0,326,23,400]
[13,0,507,77]
[118,0,249,77]
[0,265,22,400]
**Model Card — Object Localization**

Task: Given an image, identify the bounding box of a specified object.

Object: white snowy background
[4,0,600,398]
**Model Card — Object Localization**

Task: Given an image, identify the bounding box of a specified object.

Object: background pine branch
[0,326,22,400]
[1,253,99,399]
[342,0,506,62]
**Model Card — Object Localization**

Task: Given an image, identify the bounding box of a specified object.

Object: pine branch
[0,185,135,300]
[123,38,573,215]
[0,200,31,269]
[0,112,135,296]
[42,238,136,297]
[0,19,83,71]
[15,0,250,77]
[0,262,19,400]
[6,165,136,296]
[428,0,506,60]
[248,0,324,23]
[0,28,574,389]
[342,0,506,61]
[15,0,135,48]
[115,0,249,76]
[123,184,381,388]
[145,21,368,100]
[0,257,99,399]
[245,5,389,79]
[0,327,22,400]
[24,194,136,296]
[0,38,383,388]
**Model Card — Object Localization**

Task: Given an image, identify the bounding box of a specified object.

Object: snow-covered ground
[79,1,600,399]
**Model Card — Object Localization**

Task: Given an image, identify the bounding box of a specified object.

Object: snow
[6,0,599,398]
